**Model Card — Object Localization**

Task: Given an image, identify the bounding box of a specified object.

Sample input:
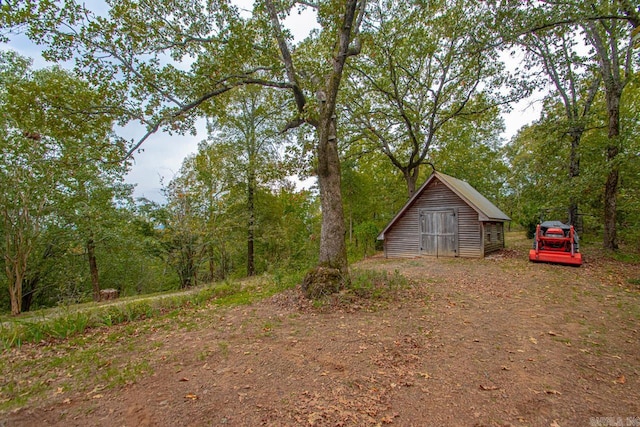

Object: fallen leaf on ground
[308,412,323,424]
[615,375,626,384]
[381,414,397,424]
[479,385,499,391]
[529,337,538,344]
[185,393,198,400]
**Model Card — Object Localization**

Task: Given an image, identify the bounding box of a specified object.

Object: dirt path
[3,237,640,426]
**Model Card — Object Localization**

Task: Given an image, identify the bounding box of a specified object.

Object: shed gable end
[384,178,482,258]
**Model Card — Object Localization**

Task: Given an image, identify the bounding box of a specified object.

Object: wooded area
[0,0,639,314]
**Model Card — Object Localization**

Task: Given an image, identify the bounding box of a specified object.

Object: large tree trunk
[301,96,349,300]
[302,115,349,298]
[7,258,25,315]
[312,0,361,276]
[317,115,348,273]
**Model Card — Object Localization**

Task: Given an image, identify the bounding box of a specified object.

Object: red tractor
[529,221,582,266]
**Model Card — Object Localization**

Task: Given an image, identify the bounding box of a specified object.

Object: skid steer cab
[529,221,582,266]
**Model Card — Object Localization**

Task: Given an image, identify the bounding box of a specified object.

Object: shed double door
[419,209,458,257]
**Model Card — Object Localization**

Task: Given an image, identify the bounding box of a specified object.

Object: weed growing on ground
[347,268,410,300]
[217,341,230,359]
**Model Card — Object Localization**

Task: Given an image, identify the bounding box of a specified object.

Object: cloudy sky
[2,3,541,203]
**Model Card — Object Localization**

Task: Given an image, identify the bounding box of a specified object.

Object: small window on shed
[486,226,492,242]
[497,223,502,241]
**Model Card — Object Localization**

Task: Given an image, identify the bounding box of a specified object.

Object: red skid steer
[529,221,582,266]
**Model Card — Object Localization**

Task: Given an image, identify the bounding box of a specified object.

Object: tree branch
[124,83,244,159]
[265,0,307,115]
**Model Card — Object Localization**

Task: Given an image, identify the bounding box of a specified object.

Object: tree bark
[316,113,348,272]
[7,264,23,316]
[4,217,28,315]
[582,18,631,250]
[403,166,421,198]
[603,90,620,250]
[87,237,101,301]
[265,0,363,294]
[7,260,25,316]
[208,244,216,281]
[313,0,362,275]
[567,131,581,228]
[247,167,256,276]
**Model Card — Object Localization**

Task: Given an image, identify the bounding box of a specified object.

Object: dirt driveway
[3,234,640,426]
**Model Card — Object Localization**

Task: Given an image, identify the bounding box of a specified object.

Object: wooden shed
[377,171,510,258]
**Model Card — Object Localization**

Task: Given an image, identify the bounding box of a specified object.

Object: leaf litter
[2,240,640,426]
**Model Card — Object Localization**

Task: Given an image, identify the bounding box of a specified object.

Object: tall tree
[519,27,601,227]
[431,105,508,201]
[581,5,636,249]
[0,51,126,313]
[503,106,597,234]
[345,0,521,197]
[494,0,638,248]
[3,0,367,293]
[205,86,284,276]
[262,0,365,284]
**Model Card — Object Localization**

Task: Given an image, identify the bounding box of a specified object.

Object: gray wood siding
[384,179,482,258]
[420,209,457,256]
[483,222,504,255]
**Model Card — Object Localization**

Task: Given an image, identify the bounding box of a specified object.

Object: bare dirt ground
[3,233,640,427]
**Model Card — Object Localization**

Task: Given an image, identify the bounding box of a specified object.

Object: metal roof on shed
[378,171,510,240]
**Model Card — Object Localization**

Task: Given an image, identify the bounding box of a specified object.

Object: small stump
[99,288,119,301]
[302,266,344,299]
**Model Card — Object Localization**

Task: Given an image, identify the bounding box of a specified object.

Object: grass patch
[611,251,640,263]
[627,278,640,288]
[291,268,412,310]
[344,268,410,301]
[0,270,302,412]
[0,271,301,350]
